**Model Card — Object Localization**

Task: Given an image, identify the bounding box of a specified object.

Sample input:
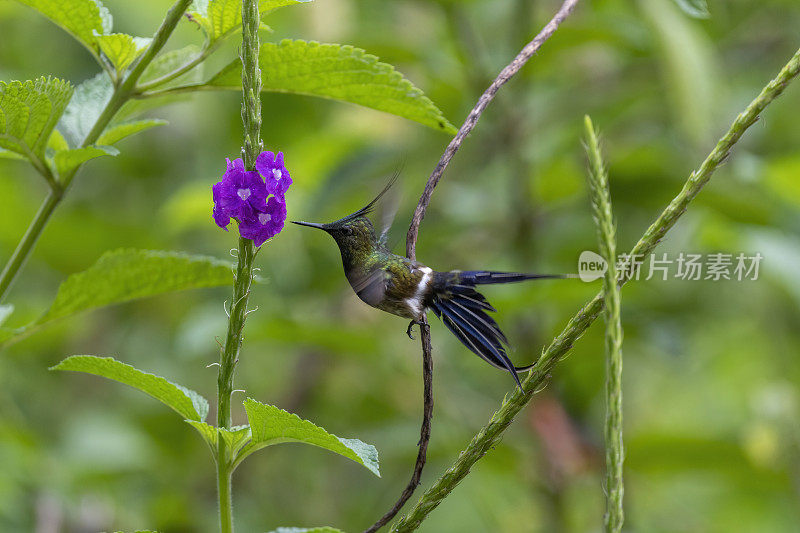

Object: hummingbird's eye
[343,227,353,236]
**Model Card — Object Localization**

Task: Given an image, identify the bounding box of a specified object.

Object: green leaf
[0,149,26,160]
[13,0,112,57]
[52,355,208,421]
[205,40,456,134]
[188,0,311,44]
[53,144,118,174]
[95,32,152,76]
[185,421,252,457]
[0,77,74,159]
[47,128,69,152]
[58,73,113,147]
[220,424,251,455]
[0,249,234,345]
[672,0,709,18]
[96,119,167,145]
[140,45,205,88]
[270,526,344,533]
[236,398,380,476]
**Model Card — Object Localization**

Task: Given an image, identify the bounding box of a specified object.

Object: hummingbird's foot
[406,320,418,340]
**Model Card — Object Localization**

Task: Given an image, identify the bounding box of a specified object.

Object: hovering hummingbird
[293,181,567,388]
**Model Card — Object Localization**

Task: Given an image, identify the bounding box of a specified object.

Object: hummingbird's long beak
[291,220,328,230]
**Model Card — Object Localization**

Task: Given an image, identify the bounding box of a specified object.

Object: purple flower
[256,151,292,198]
[239,197,287,246]
[212,158,267,225]
[212,151,291,246]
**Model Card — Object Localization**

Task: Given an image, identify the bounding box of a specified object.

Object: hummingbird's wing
[375,177,401,248]
[347,267,389,308]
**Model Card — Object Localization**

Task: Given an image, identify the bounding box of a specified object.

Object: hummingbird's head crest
[291,174,397,247]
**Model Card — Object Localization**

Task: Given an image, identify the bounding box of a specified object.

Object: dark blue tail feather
[429,270,562,388]
[431,298,523,387]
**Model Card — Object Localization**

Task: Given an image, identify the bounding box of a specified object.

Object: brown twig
[364,319,433,533]
[406,0,581,260]
[366,1,581,530]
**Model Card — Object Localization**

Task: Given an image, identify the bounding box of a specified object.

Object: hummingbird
[293,182,566,388]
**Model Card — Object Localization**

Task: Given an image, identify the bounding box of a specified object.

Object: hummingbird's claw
[406,320,417,340]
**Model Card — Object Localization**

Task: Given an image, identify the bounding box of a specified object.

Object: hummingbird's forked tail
[429,270,564,389]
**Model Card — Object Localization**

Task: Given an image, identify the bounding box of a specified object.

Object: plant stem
[392,44,800,533]
[215,1,262,531]
[364,319,434,533]
[239,0,263,170]
[135,44,211,93]
[0,0,193,304]
[406,0,580,260]
[217,456,234,533]
[584,116,624,533]
[0,190,61,300]
[216,237,255,533]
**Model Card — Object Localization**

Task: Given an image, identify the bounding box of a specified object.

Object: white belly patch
[404,266,432,318]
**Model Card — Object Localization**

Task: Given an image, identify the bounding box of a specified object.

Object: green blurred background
[2,0,800,531]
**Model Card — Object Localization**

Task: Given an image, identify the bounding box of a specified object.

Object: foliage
[51,355,379,478]
[202,40,457,134]
[2,0,800,532]
[0,249,236,345]
[0,77,72,162]
[53,355,210,421]
[237,398,380,475]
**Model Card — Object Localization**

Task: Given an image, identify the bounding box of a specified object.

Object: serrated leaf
[95,32,152,75]
[270,526,344,533]
[672,0,709,18]
[52,355,208,421]
[54,144,118,174]
[0,77,73,159]
[188,0,311,44]
[13,0,112,57]
[205,40,456,134]
[221,424,251,455]
[0,249,234,345]
[236,398,380,476]
[96,119,167,145]
[58,73,113,147]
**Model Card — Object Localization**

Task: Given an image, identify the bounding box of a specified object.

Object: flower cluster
[212,151,292,246]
